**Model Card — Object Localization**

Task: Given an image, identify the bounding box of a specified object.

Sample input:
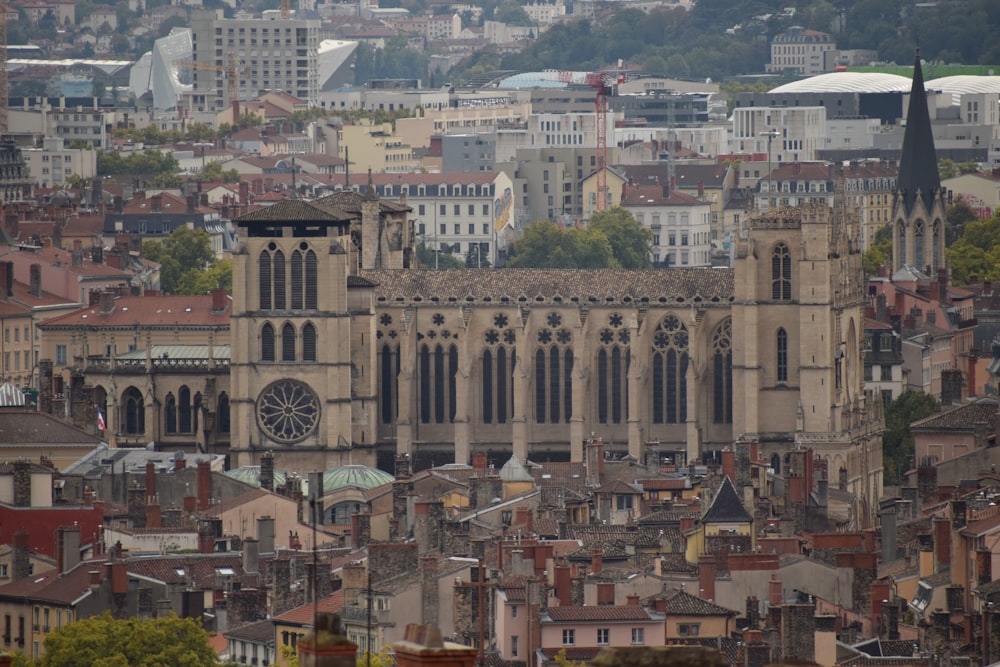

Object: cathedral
[228,181,884,522]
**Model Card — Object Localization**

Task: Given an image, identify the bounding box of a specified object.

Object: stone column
[685,319,702,465]
[569,311,588,462]
[396,308,417,456]
[452,313,472,465]
[627,312,644,460]
[511,313,530,461]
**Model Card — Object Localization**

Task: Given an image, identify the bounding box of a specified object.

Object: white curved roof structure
[926,75,1000,95]
[769,71,912,94]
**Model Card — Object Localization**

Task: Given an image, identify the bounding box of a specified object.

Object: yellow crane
[175,53,245,109]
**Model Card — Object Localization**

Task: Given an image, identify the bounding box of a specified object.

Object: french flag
[97,408,107,434]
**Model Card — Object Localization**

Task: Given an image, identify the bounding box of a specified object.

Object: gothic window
[165,393,177,434]
[483,348,493,424]
[178,386,192,433]
[771,242,792,300]
[123,387,144,435]
[652,315,688,425]
[305,250,318,309]
[282,322,296,362]
[770,452,780,475]
[302,322,317,362]
[218,393,231,434]
[914,221,924,270]
[712,319,733,424]
[418,343,458,424]
[291,250,303,309]
[932,221,941,272]
[273,250,286,309]
[534,316,573,424]
[483,322,516,425]
[261,323,276,362]
[897,222,906,266]
[597,313,630,425]
[193,393,202,433]
[258,251,272,310]
[379,344,399,425]
[777,328,788,383]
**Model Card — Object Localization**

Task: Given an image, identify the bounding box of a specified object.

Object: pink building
[538,602,665,665]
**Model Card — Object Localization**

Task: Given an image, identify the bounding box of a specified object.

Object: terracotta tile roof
[127,553,258,588]
[534,517,560,537]
[272,589,343,625]
[546,605,652,622]
[657,552,697,574]
[635,478,688,491]
[539,648,602,661]
[364,268,734,305]
[235,198,351,223]
[595,479,643,495]
[499,574,526,601]
[0,559,100,604]
[0,411,103,444]
[911,400,997,432]
[622,184,704,207]
[660,588,737,616]
[667,637,740,662]
[121,192,213,216]
[313,190,411,214]
[39,293,231,329]
[9,245,132,279]
[770,162,834,181]
[224,619,275,643]
[570,525,662,549]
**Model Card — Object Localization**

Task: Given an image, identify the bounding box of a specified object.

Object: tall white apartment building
[189,9,320,113]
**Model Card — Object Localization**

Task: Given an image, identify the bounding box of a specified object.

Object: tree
[882,390,938,485]
[175,258,232,295]
[506,220,617,269]
[416,242,464,269]
[202,161,241,183]
[38,611,216,666]
[947,212,1000,284]
[862,223,892,276]
[143,227,218,294]
[554,648,587,667]
[946,195,978,245]
[589,206,653,269]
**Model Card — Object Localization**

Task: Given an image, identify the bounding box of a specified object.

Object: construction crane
[557,70,617,212]
[175,52,245,111]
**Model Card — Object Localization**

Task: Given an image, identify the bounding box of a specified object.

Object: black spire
[897,50,940,215]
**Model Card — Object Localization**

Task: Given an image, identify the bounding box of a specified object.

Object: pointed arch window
[258,251,272,310]
[123,387,144,435]
[218,393,231,434]
[282,322,296,362]
[261,323,276,362]
[379,344,399,425]
[596,316,630,425]
[482,325,516,425]
[771,242,792,300]
[777,328,789,383]
[652,315,688,425]
[302,322,317,362]
[291,250,304,309]
[165,393,177,434]
[178,386,192,433]
[897,222,907,267]
[712,319,733,424]
[305,250,318,309]
[193,393,202,433]
[273,250,286,309]
[418,343,458,424]
[914,221,925,271]
[534,317,573,424]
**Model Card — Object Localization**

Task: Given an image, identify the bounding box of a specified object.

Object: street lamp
[758,129,780,212]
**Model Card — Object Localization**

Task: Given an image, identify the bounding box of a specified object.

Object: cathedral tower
[892,52,947,277]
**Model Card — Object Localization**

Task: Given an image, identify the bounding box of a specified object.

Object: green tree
[554,648,587,667]
[589,206,652,269]
[38,611,216,667]
[862,223,892,276]
[882,390,938,485]
[947,195,979,245]
[494,2,532,26]
[143,227,218,294]
[506,220,617,268]
[416,242,464,269]
[202,161,241,183]
[947,213,1000,284]
[175,258,232,295]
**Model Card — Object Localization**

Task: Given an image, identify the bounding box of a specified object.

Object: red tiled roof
[622,184,703,207]
[39,293,231,329]
[0,559,101,604]
[126,554,257,588]
[546,605,652,622]
[9,245,131,279]
[273,589,344,625]
[121,192,213,216]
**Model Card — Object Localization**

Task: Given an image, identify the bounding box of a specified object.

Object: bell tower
[229,199,379,472]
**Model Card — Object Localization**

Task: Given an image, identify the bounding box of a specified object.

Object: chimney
[420,555,439,628]
[472,452,488,472]
[259,451,274,491]
[146,502,161,528]
[394,624,476,667]
[626,594,640,606]
[257,516,275,554]
[699,554,716,601]
[99,291,115,314]
[196,460,211,511]
[56,526,80,574]
[554,565,571,606]
[186,195,197,214]
[29,264,41,297]
[814,614,837,667]
[0,261,12,297]
[91,245,103,264]
[13,531,29,581]
[13,460,30,507]
[590,548,602,574]
[239,181,249,204]
[934,517,951,573]
[768,574,782,608]
[211,287,227,313]
[150,194,163,212]
[243,537,259,576]
[145,462,156,498]
[197,519,215,554]
[881,507,897,563]
[721,448,735,483]
[585,437,605,486]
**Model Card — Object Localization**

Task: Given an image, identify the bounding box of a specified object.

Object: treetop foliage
[506,208,651,269]
[143,227,229,295]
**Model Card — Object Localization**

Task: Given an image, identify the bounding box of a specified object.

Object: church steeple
[897,50,940,216]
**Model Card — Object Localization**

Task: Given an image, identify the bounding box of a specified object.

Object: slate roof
[661,588,737,616]
[911,399,996,432]
[363,268,735,305]
[897,53,942,215]
[0,410,102,444]
[0,560,98,604]
[546,605,652,622]
[701,476,752,524]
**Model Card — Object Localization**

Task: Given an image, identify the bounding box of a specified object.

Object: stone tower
[892,51,947,277]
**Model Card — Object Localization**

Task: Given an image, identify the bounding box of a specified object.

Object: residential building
[539,603,665,660]
[224,619,276,667]
[620,183,712,267]
[336,120,421,174]
[768,26,836,75]
[863,318,904,406]
[22,138,97,189]
[655,588,737,640]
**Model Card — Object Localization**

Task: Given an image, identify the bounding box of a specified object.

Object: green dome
[225,466,290,488]
[321,465,394,491]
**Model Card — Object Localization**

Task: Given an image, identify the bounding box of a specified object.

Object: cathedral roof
[362,268,735,305]
[897,53,941,216]
[234,198,353,223]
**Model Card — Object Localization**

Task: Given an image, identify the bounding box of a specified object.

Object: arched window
[482,349,493,424]
[897,222,906,266]
[914,221,925,271]
[165,393,177,434]
[596,316,630,425]
[482,325,516,425]
[305,250,318,309]
[282,322,296,361]
[771,242,791,300]
[712,319,733,424]
[418,343,458,424]
[534,316,573,424]
[932,221,941,271]
[770,452,781,475]
[652,315,688,424]
[123,387,144,435]
[379,344,399,425]
[777,328,788,383]
[218,393,230,434]
[258,251,272,310]
[193,393,202,433]
[273,250,286,309]
[178,386,192,433]
[291,250,304,309]
[261,323,275,362]
[302,323,317,362]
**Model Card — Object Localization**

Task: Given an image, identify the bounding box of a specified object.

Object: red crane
[557,71,612,212]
